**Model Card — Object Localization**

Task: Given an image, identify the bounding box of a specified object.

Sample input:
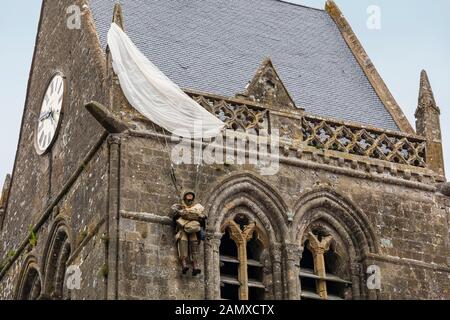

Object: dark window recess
[248,265,263,282]
[324,250,348,299]
[219,218,267,300]
[299,239,352,300]
[249,287,265,300]
[221,282,239,300]
[220,228,240,300]
[234,214,250,230]
[247,235,264,283]
[247,234,265,300]
[220,230,237,257]
[300,243,320,299]
[300,241,315,269]
[300,274,317,297]
[326,281,347,299]
[247,234,263,261]
[220,260,239,277]
[324,250,339,274]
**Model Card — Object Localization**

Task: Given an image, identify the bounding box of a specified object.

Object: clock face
[35,74,65,155]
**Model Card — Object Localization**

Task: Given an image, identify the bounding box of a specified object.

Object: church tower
[1,0,449,301]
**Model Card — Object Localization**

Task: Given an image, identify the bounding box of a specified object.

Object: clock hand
[39,111,51,121]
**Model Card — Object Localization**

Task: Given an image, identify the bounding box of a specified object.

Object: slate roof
[89,0,400,131]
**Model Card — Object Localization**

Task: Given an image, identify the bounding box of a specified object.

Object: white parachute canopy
[107,23,225,138]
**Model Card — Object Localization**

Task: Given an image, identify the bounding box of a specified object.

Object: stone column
[307,232,333,299]
[236,239,249,300]
[107,135,121,300]
[284,242,303,300]
[204,231,223,300]
[350,262,362,300]
[272,243,284,300]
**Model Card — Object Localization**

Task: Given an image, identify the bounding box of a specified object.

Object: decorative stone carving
[242,58,297,111]
[302,116,426,167]
[191,94,269,134]
[187,91,430,171]
[306,232,334,299]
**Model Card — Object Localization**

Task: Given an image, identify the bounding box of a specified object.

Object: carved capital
[206,231,223,240]
[284,242,303,263]
[306,232,333,255]
[242,222,256,242]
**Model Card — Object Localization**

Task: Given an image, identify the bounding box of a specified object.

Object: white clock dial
[35,74,65,155]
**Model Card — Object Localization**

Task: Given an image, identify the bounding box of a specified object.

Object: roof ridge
[274,0,325,12]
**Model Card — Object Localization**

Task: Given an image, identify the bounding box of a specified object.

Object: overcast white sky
[0,0,448,184]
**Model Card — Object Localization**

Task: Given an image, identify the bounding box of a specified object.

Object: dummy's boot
[191,242,201,276]
[179,241,189,275]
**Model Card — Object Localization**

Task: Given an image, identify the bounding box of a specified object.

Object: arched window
[219,214,267,300]
[299,228,352,300]
[16,260,42,300]
[43,224,71,300]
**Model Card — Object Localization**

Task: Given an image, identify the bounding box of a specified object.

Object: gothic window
[17,262,42,300]
[299,230,352,300]
[219,214,266,300]
[43,226,71,300]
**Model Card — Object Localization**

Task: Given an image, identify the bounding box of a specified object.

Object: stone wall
[0,0,448,301]
[0,0,109,299]
[1,0,106,251]
[0,143,109,299]
[115,132,450,300]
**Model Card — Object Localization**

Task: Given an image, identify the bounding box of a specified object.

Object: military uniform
[171,191,207,275]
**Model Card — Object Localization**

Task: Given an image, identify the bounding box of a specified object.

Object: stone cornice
[127,129,438,192]
[325,0,415,135]
[365,253,450,273]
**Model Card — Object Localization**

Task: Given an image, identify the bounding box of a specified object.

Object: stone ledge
[366,253,450,273]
